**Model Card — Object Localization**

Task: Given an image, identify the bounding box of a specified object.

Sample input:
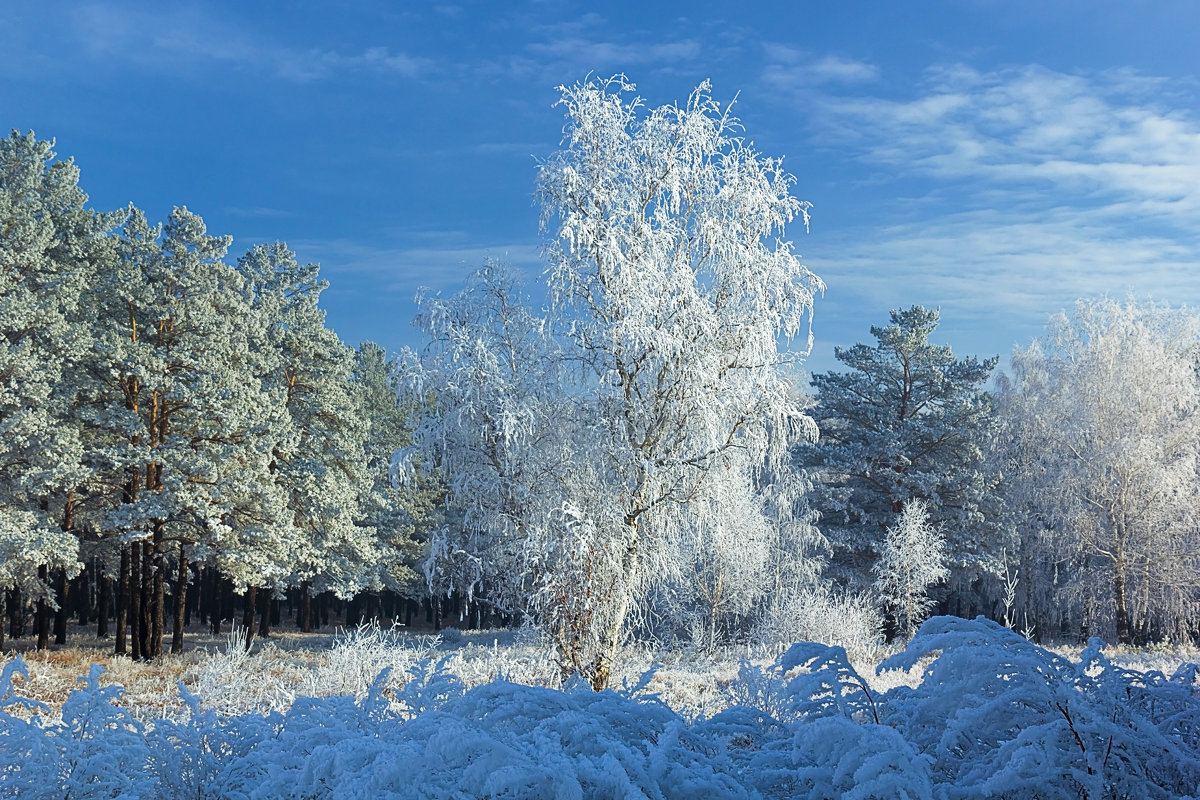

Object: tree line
[0,131,440,658]
[5,77,1199,682]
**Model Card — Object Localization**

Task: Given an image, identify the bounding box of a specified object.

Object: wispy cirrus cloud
[60,2,433,82]
[762,45,880,89]
[820,65,1200,224]
[798,64,1200,362]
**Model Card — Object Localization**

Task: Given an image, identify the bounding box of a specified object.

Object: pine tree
[239,243,379,617]
[0,131,114,644]
[352,342,434,603]
[804,306,999,596]
[79,207,288,657]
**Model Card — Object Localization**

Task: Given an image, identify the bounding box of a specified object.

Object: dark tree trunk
[97,570,110,639]
[36,565,50,650]
[129,542,143,661]
[8,588,22,640]
[171,543,188,654]
[139,540,153,659]
[242,586,257,650]
[54,568,69,645]
[116,547,129,654]
[150,525,165,658]
[258,588,271,639]
[298,582,313,632]
[74,570,90,628]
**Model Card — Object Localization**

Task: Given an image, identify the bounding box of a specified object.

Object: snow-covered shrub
[2,617,1196,799]
[301,620,441,699]
[1,661,155,799]
[753,586,884,662]
[721,641,933,799]
[190,626,300,715]
[878,615,1200,798]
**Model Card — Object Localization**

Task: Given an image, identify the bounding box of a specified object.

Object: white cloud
[820,65,1200,224]
[291,237,543,295]
[761,45,879,91]
[62,2,431,82]
[800,64,1200,357]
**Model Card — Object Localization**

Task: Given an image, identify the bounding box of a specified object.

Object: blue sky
[4,1,1199,377]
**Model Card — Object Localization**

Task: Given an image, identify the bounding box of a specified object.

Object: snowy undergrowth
[3,617,1198,799]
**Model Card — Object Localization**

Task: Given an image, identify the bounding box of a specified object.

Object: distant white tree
[995,298,1200,644]
[535,76,824,681]
[873,500,948,638]
[401,262,617,673]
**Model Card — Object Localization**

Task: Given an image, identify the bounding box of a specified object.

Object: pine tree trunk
[130,542,143,661]
[54,491,75,645]
[242,586,257,651]
[140,540,153,658]
[9,588,24,639]
[74,571,89,628]
[0,592,6,651]
[97,570,110,639]
[171,543,188,654]
[298,582,313,632]
[36,565,50,651]
[53,568,68,645]
[259,588,271,638]
[116,547,129,654]
[150,524,165,658]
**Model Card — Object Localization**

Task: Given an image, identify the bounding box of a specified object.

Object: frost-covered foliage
[803,306,999,595]
[5,617,1194,798]
[752,587,883,663]
[878,616,1200,798]
[874,501,949,638]
[238,242,383,600]
[995,298,1200,644]
[0,132,111,602]
[407,77,825,684]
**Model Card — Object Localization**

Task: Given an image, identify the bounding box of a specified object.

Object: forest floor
[3,620,1197,726]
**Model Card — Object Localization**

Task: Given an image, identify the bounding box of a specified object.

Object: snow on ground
[2,617,1199,799]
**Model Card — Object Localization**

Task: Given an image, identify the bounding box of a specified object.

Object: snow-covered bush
[2,617,1197,799]
[878,616,1200,798]
[753,586,884,662]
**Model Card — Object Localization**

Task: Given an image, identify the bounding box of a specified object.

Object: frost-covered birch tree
[400,262,608,671]
[995,298,1200,644]
[535,77,824,681]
